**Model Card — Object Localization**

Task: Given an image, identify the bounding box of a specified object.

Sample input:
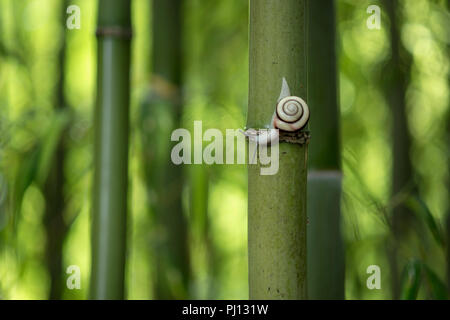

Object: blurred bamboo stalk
[446,0,450,293]
[247,0,308,299]
[383,0,415,300]
[43,0,69,300]
[90,0,131,299]
[447,98,450,293]
[147,0,190,299]
[188,165,220,298]
[306,0,345,300]
[445,0,450,296]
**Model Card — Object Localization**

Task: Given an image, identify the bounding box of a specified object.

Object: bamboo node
[242,128,310,146]
[279,130,310,145]
[96,26,133,39]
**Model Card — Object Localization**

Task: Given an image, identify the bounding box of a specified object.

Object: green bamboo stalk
[307,173,344,298]
[446,0,450,292]
[447,192,450,293]
[447,74,450,294]
[189,165,220,298]
[43,0,69,300]
[90,0,131,300]
[147,0,190,299]
[383,0,414,299]
[306,0,345,300]
[247,0,308,300]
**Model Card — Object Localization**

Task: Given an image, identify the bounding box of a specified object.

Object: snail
[273,95,309,132]
[243,77,309,146]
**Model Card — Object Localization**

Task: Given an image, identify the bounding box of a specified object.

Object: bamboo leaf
[400,260,422,300]
[12,143,41,221]
[405,195,445,248]
[35,110,71,185]
[11,110,70,221]
[423,264,448,300]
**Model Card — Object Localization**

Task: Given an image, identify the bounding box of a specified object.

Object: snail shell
[273,96,309,131]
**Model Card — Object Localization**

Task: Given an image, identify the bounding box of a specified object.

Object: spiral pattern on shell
[273,96,309,131]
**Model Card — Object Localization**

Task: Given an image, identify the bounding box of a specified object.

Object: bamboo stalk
[447,74,450,296]
[306,0,345,300]
[149,0,190,299]
[43,0,71,300]
[383,0,414,299]
[90,0,131,300]
[445,0,450,293]
[247,0,308,299]
[189,165,220,298]
[307,173,344,299]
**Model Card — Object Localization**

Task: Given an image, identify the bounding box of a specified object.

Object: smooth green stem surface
[43,0,69,300]
[307,0,340,170]
[90,0,131,300]
[149,0,190,299]
[306,0,345,299]
[307,171,344,299]
[247,0,308,300]
[383,0,414,299]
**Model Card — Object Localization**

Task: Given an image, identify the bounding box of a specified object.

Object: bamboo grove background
[0,0,449,299]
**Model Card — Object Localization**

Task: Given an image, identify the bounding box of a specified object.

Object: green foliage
[400,261,448,300]
[422,264,448,300]
[0,0,448,300]
[400,260,422,300]
[405,195,446,248]
[12,111,71,223]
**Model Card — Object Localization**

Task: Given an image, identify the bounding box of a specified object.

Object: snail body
[241,128,279,146]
